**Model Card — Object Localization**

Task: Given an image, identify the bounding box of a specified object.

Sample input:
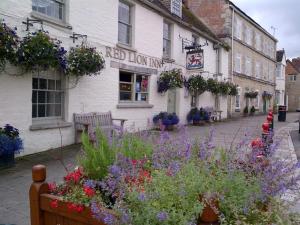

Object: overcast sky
[231,0,300,59]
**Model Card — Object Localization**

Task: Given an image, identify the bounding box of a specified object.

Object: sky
[231,0,300,59]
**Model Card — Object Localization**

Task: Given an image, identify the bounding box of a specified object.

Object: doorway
[167,89,177,113]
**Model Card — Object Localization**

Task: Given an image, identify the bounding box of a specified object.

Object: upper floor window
[245,26,253,46]
[163,21,172,58]
[276,66,281,78]
[289,75,297,81]
[32,0,65,21]
[268,64,274,82]
[234,53,242,73]
[245,56,252,76]
[118,1,132,45]
[255,61,261,78]
[234,17,242,40]
[255,33,261,51]
[171,0,182,18]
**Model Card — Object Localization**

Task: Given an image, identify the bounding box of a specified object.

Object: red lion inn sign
[186,50,204,70]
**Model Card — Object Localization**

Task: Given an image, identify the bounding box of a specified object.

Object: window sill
[235,109,241,112]
[30,121,73,131]
[31,12,72,30]
[116,43,137,52]
[162,57,175,63]
[117,103,154,109]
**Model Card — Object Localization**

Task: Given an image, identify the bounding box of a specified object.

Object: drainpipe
[215,45,221,110]
[230,7,235,117]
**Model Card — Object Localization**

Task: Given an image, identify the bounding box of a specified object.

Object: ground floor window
[235,87,241,109]
[119,71,149,102]
[32,73,64,119]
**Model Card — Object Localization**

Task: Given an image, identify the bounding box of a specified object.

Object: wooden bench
[204,107,222,122]
[74,111,127,143]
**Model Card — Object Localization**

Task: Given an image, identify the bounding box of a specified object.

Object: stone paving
[0,113,299,225]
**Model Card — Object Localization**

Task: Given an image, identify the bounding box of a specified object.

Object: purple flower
[138,192,146,201]
[156,211,168,222]
[84,180,96,189]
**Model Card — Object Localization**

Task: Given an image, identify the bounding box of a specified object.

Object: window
[235,87,241,109]
[245,26,252,45]
[268,64,274,82]
[171,0,182,18]
[255,61,261,78]
[118,1,132,45]
[32,0,65,21]
[276,66,281,78]
[289,75,297,81]
[234,18,242,40]
[253,91,259,109]
[32,74,63,119]
[263,64,268,80]
[245,56,252,76]
[119,71,149,102]
[234,53,242,73]
[163,21,172,57]
[255,33,261,51]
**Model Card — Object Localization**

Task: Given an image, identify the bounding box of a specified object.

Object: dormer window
[171,0,182,18]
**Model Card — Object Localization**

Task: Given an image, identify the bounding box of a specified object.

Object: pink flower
[83,186,95,197]
[48,182,57,193]
[50,199,59,208]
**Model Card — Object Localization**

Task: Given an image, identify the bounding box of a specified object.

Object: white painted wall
[0,0,229,155]
[276,55,286,106]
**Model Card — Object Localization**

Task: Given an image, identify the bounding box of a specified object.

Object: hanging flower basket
[228,83,238,96]
[0,124,23,168]
[262,91,272,100]
[16,31,67,73]
[186,75,207,96]
[206,78,220,95]
[0,21,19,69]
[157,69,184,93]
[245,91,258,99]
[66,45,105,76]
[218,81,231,96]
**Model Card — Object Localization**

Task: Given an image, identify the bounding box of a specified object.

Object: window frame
[245,56,252,76]
[32,0,66,22]
[234,17,242,40]
[119,71,150,103]
[255,33,261,51]
[235,87,241,110]
[255,61,261,78]
[234,53,242,73]
[32,72,65,123]
[289,75,297,81]
[163,21,172,58]
[171,0,182,18]
[118,1,132,46]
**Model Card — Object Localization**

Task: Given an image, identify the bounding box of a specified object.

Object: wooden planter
[29,165,109,225]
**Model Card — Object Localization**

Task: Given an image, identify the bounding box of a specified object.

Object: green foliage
[121,162,204,225]
[228,83,238,96]
[250,106,256,114]
[207,78,220,95]
[66,45,105,76]
[117,133,153,160]
[218,81,230,96]
[186,75,207,96]
[244,91,258,99]
[79,130,116,180]
[157,69,184,93]
[0,22,19,69]
[243,106,249,114]
[16,31,66,72]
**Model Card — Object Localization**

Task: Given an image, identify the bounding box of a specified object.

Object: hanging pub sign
[186,49,204,70]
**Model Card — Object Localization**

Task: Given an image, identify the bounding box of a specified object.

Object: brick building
[184,0,277,115]
[286,59,300,111]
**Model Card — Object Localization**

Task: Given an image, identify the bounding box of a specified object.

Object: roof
[291,58,300,71]
[286,60,299,75]
[142,0,222,44]
[228,1,277,42]
[276,50,285,62]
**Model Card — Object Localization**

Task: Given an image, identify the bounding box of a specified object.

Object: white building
[275,50,286,106]
[0,0,229,156]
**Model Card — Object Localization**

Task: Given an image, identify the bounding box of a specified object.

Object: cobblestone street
[0,113,299,225]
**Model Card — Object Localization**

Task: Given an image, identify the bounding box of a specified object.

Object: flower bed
[29,129,300,225]
[153,112,179,130]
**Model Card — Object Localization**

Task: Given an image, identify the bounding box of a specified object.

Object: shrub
[78,130,116,180]
[0,21,19,69]
[66,45,105,76]
[207,78,220,95]
[186,75,207,96]
[250,106,256,114]
[187,107,209,122]
[16,31,67,72]
[0,124,23,155]
[243,106,249,115]
[157,69,184,93]
[153,112,179,126]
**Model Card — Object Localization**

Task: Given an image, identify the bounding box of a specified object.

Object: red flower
[64,168,83,184]
[83,186,95,197]
[50,199,59,208]
[48,182,57,193]
[75,205,84,213]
